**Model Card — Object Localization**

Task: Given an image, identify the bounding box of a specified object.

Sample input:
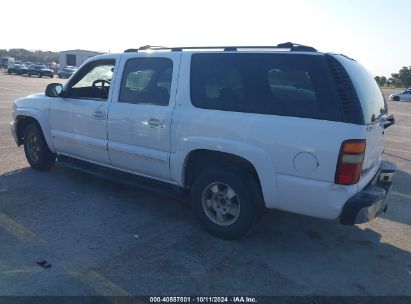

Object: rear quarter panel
[171,53,365,219]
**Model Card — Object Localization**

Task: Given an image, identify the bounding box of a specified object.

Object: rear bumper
[340,160,396,225]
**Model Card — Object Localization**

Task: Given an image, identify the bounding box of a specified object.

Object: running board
[57,155,185,197]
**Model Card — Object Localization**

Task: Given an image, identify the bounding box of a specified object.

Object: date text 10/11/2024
[149,296,258,303]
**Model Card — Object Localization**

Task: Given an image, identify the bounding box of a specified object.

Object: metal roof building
[59,49,104,68]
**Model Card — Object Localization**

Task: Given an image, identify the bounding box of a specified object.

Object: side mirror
[384,114,395,129]
[45,83,63,97]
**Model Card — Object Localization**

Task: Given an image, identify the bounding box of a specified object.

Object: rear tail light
[335,139,366,185]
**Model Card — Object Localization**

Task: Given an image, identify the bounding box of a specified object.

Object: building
[1,57,15,69]
[59,49,104,68]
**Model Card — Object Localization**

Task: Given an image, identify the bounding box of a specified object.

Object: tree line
[0,48,59,64]
[375,66,411,88]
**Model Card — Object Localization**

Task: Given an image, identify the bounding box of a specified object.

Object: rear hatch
[332,55,387,188]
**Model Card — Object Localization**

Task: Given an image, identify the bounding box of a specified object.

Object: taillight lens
[335,139,366,185]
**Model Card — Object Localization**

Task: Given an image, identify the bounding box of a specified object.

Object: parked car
[10,43,396,239]
[27,64,54,78]
[57,67,77,79]
[7,64,28,75]
[389,89,411,102]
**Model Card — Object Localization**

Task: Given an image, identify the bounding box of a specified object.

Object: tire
[39,74,42,78]
[191,166,264,240]
[23,123,55,171]
[393,96,400,101]
[50,74,54,78]
[28,72,31,77]
[8,70,11,74]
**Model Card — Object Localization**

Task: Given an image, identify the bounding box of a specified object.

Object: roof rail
[139,45,168,50]
[276,42,317,52]
[124,48,138,53]
[124,45,168,53]
[123,42,317,53]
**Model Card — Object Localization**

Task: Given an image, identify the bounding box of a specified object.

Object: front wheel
[23,123,56,170]
[191,166,264,240]
[393,96,400,101]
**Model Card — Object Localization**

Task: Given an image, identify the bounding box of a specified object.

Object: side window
[190,53,340,121]
[67,59,115,101]
[119,57,173,106]
[190,57,248,112]
[267,69,318,117]
[201,65,247,111]
[73,65,113,88]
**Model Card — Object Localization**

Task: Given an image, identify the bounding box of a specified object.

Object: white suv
[10,43,396,239]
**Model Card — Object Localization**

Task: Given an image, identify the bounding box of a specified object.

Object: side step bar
[57,155,186,197]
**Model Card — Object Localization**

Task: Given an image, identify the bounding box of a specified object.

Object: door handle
[93,110,106,120]
[147,118,163,128]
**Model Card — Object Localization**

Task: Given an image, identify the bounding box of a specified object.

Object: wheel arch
[15,113,54,152]
[170,138,278,208]
[184,149,260,187]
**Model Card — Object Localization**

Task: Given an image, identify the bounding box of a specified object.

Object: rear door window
[190,53,341,121]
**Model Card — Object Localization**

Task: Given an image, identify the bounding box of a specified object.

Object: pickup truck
[10,44,395,239]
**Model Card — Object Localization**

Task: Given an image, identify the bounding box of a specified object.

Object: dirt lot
[0,71,410,300]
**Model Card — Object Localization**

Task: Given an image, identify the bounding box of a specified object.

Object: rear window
[190,53,341,121]
[335,56,386,124]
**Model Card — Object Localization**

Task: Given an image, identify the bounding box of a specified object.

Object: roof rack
[123,42,317,53]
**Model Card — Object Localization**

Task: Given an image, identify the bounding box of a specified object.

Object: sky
[1,0,410,77]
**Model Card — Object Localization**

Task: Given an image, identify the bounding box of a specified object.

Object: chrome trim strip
[53,135,107,151]
[57,153,177,185]
[109,146,167,164]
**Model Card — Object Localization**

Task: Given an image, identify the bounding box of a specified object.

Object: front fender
[15,107,55,152]
[170,136,278,208]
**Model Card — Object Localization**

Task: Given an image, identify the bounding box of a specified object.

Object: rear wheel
[191,166,264,240]
[28,72,31,77]
[23,123,55,170]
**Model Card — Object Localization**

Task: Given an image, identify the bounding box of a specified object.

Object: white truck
[10,43,395,239]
